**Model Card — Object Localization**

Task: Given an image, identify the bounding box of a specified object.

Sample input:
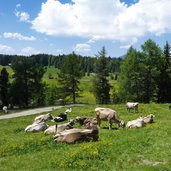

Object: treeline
[0,39,171,109]
[0,52,122,109]
[0,53,122,74]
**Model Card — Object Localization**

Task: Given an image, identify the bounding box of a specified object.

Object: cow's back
[95,108,116,120]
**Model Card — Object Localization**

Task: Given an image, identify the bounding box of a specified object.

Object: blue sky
[0,0,171,57]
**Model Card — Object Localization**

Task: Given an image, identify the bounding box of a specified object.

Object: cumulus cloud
[32,0,125,38]
[74,43,91,52]
[21,47,40,55]
[32,0,171,43]
[0,44,15,54]
[115,0,171,39]
[3,32,36,41]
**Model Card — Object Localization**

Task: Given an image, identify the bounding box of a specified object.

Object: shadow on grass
[101,126,118,130]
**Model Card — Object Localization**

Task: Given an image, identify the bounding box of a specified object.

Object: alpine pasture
[0,66,171,170]
[0,103,171,171]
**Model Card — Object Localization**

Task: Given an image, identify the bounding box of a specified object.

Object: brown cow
[95,107,125,130]
[44,119,75,135]
[54,119,98,144]
[33,113,53,124]
[75,116,97,128]
[54,127,98,144]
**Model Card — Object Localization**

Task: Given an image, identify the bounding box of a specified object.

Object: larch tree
[57,52,83,104]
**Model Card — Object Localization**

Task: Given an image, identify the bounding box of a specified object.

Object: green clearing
[0,104,171,171]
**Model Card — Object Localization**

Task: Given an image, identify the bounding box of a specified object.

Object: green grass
[43,66,59,85]
[0,104,171,171]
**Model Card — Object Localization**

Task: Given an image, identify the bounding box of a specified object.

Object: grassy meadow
[0,103,171,171]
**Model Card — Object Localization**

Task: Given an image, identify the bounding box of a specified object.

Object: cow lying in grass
[126,114,155,128]
[95,107,125,130]
[53,108,72,122]
[141,114,155,124]
[126,117,145,128]
[44,119,75,135]
[75,116,97,128]
[33,113,53,124]
[54,121,98,144]
[54,128,98,144]
[25,122,48,132]
[126,102,139,113]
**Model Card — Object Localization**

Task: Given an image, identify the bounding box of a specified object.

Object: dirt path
[0,104,84,120]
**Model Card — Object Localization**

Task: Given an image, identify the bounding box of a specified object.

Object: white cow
[25,122,49,132]
[126,117,145,128]
[142,114,155,124]
[2,106,8,113]
[126,102,139,113]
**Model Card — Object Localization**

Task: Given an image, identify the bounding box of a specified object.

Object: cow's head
[119,120,125,127]
[47,113,54,120]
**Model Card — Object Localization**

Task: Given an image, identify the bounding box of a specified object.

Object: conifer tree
[0,68,9,106]
[158,41,171,102]
[57,52,83,104]
[119,47,142,102]
[11,57,46,107]
[93,47,110,104]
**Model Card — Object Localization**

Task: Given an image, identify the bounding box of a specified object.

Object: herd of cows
[24,102,155,144]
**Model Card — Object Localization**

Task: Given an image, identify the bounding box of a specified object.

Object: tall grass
[0,104,171,171]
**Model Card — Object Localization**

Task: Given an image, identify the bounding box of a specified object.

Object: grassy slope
[0,104,171,171]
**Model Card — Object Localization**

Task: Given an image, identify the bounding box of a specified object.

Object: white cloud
[15,4,30,22]
[32,0,125,38]
[120,44,131,49]
[0,44,14,54]
[32,0,171,44]
[3,32,36,41]
[21,47,40,55]
[15,11,30,22]
[74,43,91,52]
[16,4,21,8]
[114,0,171,39]
[87,39,95,44]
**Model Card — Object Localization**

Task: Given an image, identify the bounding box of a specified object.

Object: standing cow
[126,102,139,113]
[95,107,125,130]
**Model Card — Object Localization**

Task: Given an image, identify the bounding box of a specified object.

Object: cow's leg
[97,118,101,128]
[108,120,112,130]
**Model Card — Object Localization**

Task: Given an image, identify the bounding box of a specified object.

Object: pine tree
[0,68,9,106]
[158,41,171,102]
[93,47,110,104]
[141,39,162,102]
[11,57,46,107]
